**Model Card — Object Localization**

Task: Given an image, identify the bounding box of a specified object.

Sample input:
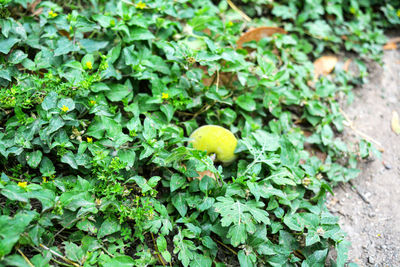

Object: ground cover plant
[0,0,399,266]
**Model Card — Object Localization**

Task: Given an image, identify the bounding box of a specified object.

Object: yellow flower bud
[18,182,28,188]
[86,61,93,70]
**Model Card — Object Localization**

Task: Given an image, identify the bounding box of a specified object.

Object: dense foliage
[0,0,398,266]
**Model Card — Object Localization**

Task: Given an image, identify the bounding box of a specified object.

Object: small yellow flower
[48,10,58,18]
[87,137,93,143]
[227,21,234,27]
[89,100,96,105]
[61,105,69,112]
[186,57,196,64]
[42,177,48,183]
[136,1,146,9]
[86,61,93,70]
[397,9,400,18]
[18,182,28,188]
[161,92,169,99]
[349,7,356,14]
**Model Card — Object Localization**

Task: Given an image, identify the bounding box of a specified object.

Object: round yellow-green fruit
[189,125,237,164]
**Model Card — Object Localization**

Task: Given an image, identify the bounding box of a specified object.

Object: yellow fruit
[189,125,237,164]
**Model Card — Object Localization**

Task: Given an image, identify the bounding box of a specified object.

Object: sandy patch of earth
[328,49,400,266]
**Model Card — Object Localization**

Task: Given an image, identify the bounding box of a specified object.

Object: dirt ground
[327,49,400,266]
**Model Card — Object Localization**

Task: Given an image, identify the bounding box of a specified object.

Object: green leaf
[252,130,280,151]
[126,176,152,193]
[41,92,58,111]
[0,37,19,54]
[105,84,131,102]
[61,151,78,169]
[171,193,187,217]
[39,157,55,176]
[54,37,78,56]
[98,218,121,239]
[103,256,135,267]
[227,224,246,247]
[1,184,28,202]
[28,189,55,212]
[58,98,75,112]
[283,214,304,231]
[170,174,186,192]
[0,211,36,257]
[117,149,136,168]
[306,230,320,246]
[27,150,42,168]
[91,82,110,92]
[199,175,216,193]
[304,20,332,39]
[173,230,196,267]
[46,116,65,135]
[80,39,108,53]
[238,250,255,267]
[236,95,256,111]
[2,254,29,266]
[191,254,212,267]
[63,242,84,263]
[9,50,27,64]
[304,248,328,266]
[268,168,296,186]
[128,27,155,41]
[336,240,350,266]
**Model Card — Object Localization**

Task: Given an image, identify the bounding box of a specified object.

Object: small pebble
[382,161,392,170]
[369,212,376,218]
[368,256,375,264]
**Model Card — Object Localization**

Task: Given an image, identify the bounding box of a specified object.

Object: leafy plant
[0,0,397,266]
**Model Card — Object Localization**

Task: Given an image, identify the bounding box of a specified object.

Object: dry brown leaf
[237,27,286,48]
[343,59,352,72]
[28,0,43,16]
[383,42,397,50]
[383,37,400,50]
[182,164,216,181]
[32,7,43,16]
[29,0,41,12]
[58,30,71,39]
[195,170,216,180]
[391,111,400,135]
[313,55,338,79]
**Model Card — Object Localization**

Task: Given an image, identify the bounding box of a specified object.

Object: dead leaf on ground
[383,37,400,50]
[383,42,397,50]
[28,0,43,15]
[195,170,216,180]
[313,55,338,80]
[58,30,71,39]
[391,111,400,135]
[237,26,286,48]
[182,164,216,181]
[343,59,352,72]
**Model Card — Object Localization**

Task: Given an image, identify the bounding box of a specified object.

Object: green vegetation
[0,0,398,266]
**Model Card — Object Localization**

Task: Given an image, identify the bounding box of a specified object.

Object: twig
[151,233,166,267]
[349,181,371,205]
[226,0,251,22]
[121,0,134,5]
[17,248,35,267]
[39,244,81,267]
[49,216,85,246]
[100,247,115,258]
[215,69,220,92]
[339,108,384,152]
[212,237,237,256]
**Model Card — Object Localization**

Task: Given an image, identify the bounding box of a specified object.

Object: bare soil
[327,49,400,266]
